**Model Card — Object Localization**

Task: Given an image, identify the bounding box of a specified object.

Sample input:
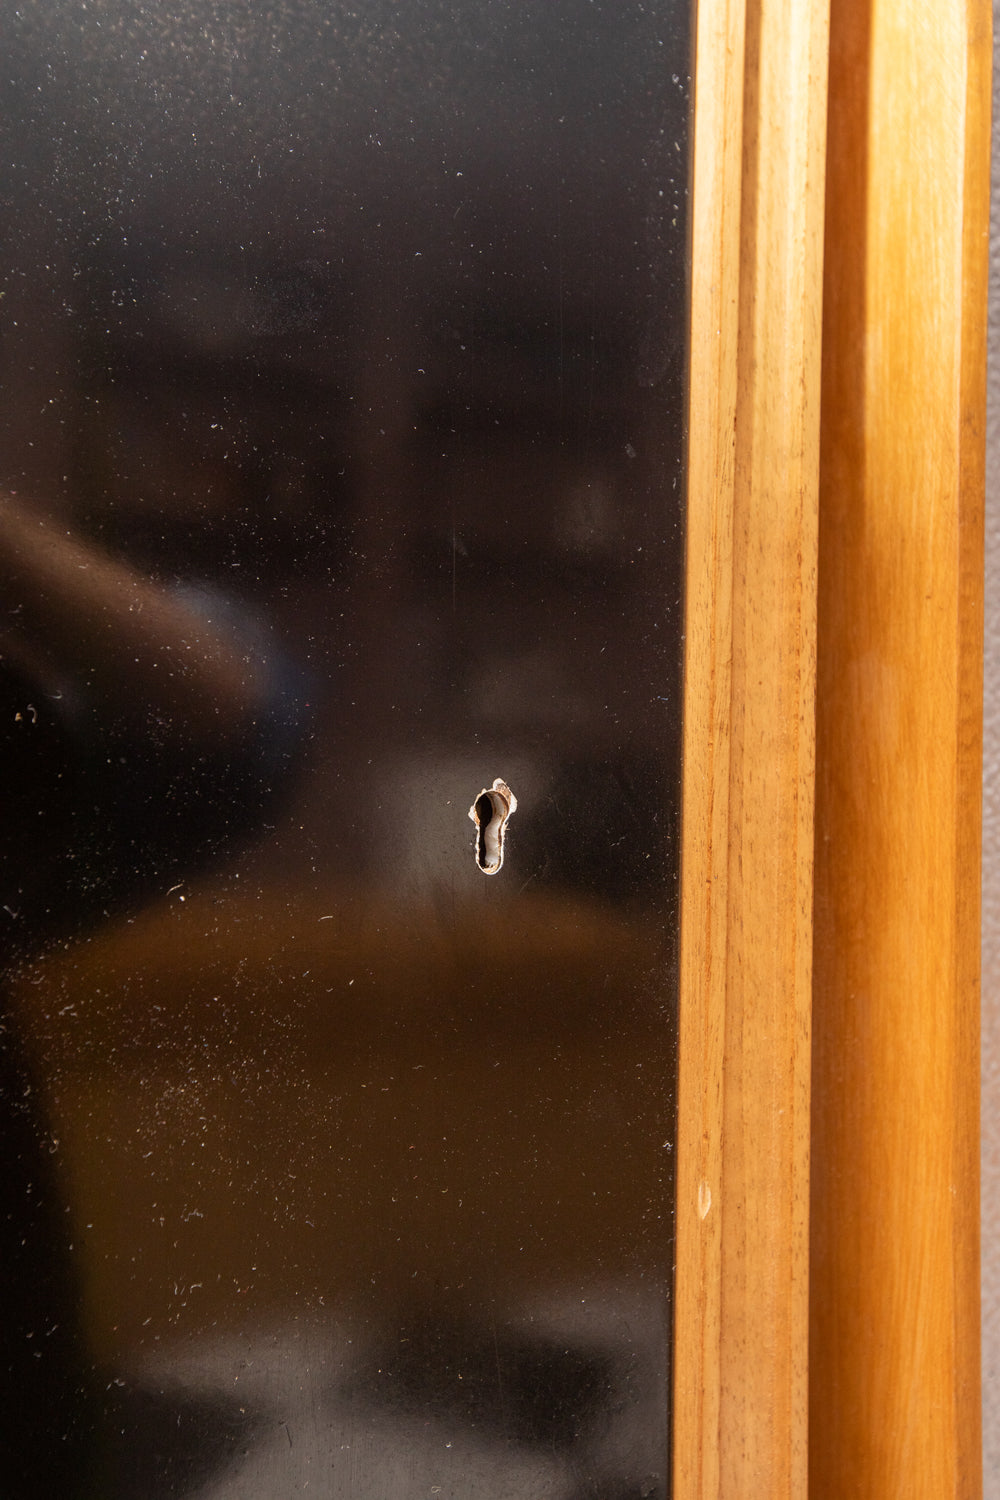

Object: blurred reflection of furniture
[10,881,676,1364]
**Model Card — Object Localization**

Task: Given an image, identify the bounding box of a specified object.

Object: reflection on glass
[0,3,689,1495]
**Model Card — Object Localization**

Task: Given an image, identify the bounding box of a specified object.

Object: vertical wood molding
[810,0,989,1494]
[674,0,828,1492]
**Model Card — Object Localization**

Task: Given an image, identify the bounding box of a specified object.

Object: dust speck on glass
[0,2,690,1495]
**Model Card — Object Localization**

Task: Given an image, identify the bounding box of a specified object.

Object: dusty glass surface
[0,3,689,1495]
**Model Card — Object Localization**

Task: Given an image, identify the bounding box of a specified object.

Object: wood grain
[809,0,989,1495]
[673,0,828,1491]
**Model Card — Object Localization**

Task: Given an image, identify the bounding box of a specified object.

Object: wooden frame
[810,1,988,1496]
[674,0,827,1492]
[673,0,988,1494]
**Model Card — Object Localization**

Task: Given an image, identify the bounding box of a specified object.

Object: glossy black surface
[0,4,689,1495]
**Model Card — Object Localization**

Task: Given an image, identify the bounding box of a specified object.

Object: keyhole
[468,778,517,874]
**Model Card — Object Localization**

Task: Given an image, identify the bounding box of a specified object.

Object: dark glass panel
[0,4,689,1494]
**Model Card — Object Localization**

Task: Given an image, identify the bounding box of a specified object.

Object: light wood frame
[673,0,989,1495]
[809,0,988,1495]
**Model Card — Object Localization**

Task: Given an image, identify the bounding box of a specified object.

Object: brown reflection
[0,2,688,1495]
